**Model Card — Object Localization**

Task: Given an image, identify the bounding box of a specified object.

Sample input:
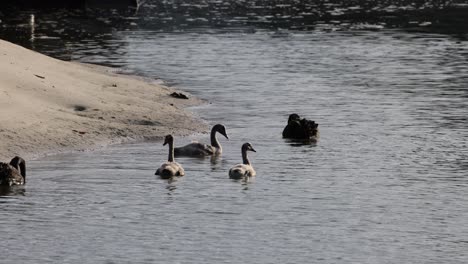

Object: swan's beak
[163,140,168,146]
[250,147,256,152]
[223,133,229,140]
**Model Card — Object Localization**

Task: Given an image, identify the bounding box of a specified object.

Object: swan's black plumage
[0,156,26,186]
[282,113,319,141]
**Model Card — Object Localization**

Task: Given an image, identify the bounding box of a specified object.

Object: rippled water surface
[1,2,468,263]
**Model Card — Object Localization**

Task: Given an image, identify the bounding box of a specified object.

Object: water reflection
[0,186,26,197]
[284,138,319,147]
[29,14,35,48]
[165,178,179,194]
[1,0,467,58]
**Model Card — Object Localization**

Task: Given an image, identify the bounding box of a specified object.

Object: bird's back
[229,164,256,179]
[156,161,185,178]
[0,163,24,186]
[174,142,214,156]
[283,119,319,140]
[282,121,304,138]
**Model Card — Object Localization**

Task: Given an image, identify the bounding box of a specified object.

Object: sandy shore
[0,39,208,161]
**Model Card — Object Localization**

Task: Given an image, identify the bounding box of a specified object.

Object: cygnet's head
[242,142,256,153]
[163,135,174,146]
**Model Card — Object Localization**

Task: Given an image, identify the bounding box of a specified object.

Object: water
[1,2,468,263]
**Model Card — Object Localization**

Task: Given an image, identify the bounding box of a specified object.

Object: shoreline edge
[0,39,208,161]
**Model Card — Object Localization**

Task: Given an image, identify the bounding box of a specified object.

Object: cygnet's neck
[167,141,175,162]
[242,148,250,165]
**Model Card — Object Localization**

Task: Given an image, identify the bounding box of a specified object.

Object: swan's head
[242,142,256,153]
[163,134,174,146]
[213,124,229,139]
[288,113,301,123]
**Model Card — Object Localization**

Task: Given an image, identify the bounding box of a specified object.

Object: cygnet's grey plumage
[174,124,229,157]
[0,156,26,186]
[229,143,256,179]
[155,135,185,179]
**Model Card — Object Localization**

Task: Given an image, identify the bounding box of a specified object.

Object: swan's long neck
[167,141,175,162]
[10,156,26,183]
[242,148,250,165]
[210,128,221,150]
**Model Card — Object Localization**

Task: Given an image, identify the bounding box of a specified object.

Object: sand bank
[0,39,208,161]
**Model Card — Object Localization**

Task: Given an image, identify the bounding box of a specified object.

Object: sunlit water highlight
[1,8,468,264]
